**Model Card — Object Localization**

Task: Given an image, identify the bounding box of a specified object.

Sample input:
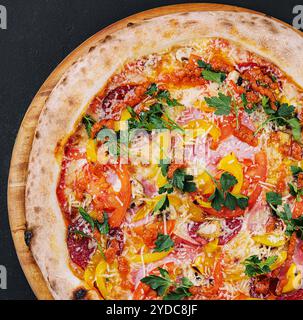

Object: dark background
[0,0,301,300]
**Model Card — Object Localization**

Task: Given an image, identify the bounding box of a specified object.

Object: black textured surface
[0,0,300,300]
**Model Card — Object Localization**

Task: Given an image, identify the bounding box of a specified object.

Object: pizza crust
[25,11,303,300]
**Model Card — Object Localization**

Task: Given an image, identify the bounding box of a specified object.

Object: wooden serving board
[7,3,302,300]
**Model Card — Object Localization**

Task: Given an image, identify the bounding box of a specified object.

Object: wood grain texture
[7,3,301,300]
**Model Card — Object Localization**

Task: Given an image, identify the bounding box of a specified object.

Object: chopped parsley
[209,172,249,211]
[79,207,109,235]
[201,69,227,84]
[205,93,231,116]
[266,191,303,239]
[154,194,170,213]
[256,98,301,142]
[170,169,197,193]
[244,255,278,277]
[141,267,193,300]
[154,233,174,253]
[197,59,227,84]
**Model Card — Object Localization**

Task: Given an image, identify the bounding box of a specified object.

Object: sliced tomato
[293,201,303,219]
[133,220,176,248]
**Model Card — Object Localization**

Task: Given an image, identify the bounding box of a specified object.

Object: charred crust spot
[262,18,278,34]
[180,12,189,16]
[127,22,136,28]
[89,46,96,53]
[220,20,233,28]
[24,230,33,247]
[101,35,112,43]
[35,131,40,139]
[73,288,87,300]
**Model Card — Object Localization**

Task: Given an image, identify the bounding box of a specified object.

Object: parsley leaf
[159,183,174,195]
[164,277,193,300]
[257,99,301,142]
[197,60,212,70]
[141,268,193,300]
[205,93,231,115]
[146,83,158,96]
[208,173,248,211]
[291,165,303,177]
[154,233,174,252]
[96,212,110,235]
[220,172,238,192]
[154,195,170,213]
[79,207,109,235]
[82,115,96,137]
[202,69,226,84]
[266,192,282,207]
[79,207,95,229]
[159,159,170,176]
[141,269,171,296]
[171,169,197,193]
[244,255,278,277]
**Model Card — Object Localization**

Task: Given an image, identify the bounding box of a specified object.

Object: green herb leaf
[82,115,96,137]
[224,192,237,210]
[197,60,212,70]
[209,188,225,211]
[154,233,174,253]
[159,183,174,195]
[146,83,158,96]
[79,207,95,229]
[266,192,282,207]
[205,93,231,115]
[234,194,249,210]
[277,104,295,118]
[171,169,197,193]
[287,118,301,142]
[141,273,171,296]
[244,255,278,277]
[202,70,226,84]
[154,195,170,213]
[291,165,303,177]
[96,212,110,235]
[220,172,238,192]
[159,159,170,176]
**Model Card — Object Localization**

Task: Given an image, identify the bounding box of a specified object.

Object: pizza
[25,11,303,300]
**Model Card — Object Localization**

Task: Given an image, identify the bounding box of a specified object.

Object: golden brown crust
[25,11,303,300]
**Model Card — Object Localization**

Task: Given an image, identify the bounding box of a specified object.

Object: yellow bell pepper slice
[218,153,243,194]
[131,249,172,264]
[86,139,97,162]
[282,263,302,293]
[253,233,286,247]
[188,202,205,222]
[114,108,132,131]
[84,251,103,288]
[184,119,221,142]
[132,204,152,222]
[195,171,215,195]
[270,251,287,271]
[95,260,108,299]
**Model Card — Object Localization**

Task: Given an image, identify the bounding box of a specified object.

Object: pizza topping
[56,38,303,300]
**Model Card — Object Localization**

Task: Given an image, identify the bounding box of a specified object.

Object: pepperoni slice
[278,289,303,300]
[67,218,95,269]
[218,218,243,245]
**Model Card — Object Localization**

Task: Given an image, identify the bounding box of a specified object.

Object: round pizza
[25,10,303,300]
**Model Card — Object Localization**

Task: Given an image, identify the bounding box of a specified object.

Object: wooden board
[7,3,302,300]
